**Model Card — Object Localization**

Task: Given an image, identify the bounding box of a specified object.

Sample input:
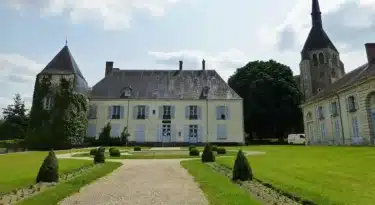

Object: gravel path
[58,158,209,205]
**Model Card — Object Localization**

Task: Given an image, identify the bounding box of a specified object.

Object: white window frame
[137,105,146,119]
[189,125,198,138]
[88,105,97,119]
[112,105,121,119]
[189,105,198,117]
[163,105,171,115]
[217,106,227,120]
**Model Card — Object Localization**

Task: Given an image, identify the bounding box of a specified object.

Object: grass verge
[181,160,261,205]
[16,162,122,205]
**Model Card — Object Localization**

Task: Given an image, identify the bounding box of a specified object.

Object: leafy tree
[120,126,130,145]
[98,122,111,146]
[0,93,29,140]
[228,60,303,142]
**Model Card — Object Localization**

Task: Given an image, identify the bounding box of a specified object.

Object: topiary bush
[36,150,59,183]
[134,146,141,151]
[189,147,200,156]
[109,147,115,153]
[232,149,253,181]
[217,147,226,154]
[94,147,105,163]
[201,143,215,163]
[89,148,97,156]
[211,145,218,152]
[109,148,121,157]
[188,145,195,151]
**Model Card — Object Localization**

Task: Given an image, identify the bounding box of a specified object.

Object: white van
[287,134,306,145]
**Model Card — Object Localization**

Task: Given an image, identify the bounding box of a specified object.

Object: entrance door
[161,124,171,143]
[189,125,198,143]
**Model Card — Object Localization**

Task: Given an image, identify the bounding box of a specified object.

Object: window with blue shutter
[187,105,198,120]
[320,123,326,139]
[352,116,359,138]
[111,105,121,119]
[216,106,228,120]
[87,124,96,137]
[335,119,340,139]
[162,105,172,119]
[136,105,146,119]
[217,124,227,139]
[88,105,97,119]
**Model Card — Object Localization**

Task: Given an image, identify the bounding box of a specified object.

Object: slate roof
[39,45,89,95]
[301,0,338,59]
[90,70,242,100]
[305,63,375,103]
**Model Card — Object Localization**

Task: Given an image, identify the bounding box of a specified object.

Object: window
[189,105,198,120]
[163,105,172,119]
[317,106,324,120]
[330,102,338,117]
[137,105,146,119]
[120,87,132,98]
[202,86,210,97]
[312,54,318,66]
[112,106,121,119]
[334,119,340,139]
[88,105,97,119]
[332,54,337,65]
[320,122,326,139]
[217,124,227,139]
[306,112,312,121]
[216,106,228,120]
[43,96,53,110]
[319,53,325,64]
[348,96,357,112]
[189,125,198,138]
[299,135,306,139]
[352,116,359,138]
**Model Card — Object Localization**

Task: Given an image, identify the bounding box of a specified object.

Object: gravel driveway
[58,159,208,205]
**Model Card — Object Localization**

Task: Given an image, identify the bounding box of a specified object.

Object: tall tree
[228,60,303,142]
[0,93,29,140]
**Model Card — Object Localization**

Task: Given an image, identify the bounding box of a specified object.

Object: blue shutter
[157,124,162,142]
[345,97,349,111]
[171,106,175,119]
[107,106,112,119]
[145,106,150,118]
[120,106,125,119]
[135,125,145,142]
[197,106,202,120]
[216,106,220,120]
[87,124,96,137]
[158,106,163,119]
[223,124,227,138]
[335,120,340,139]
[198,125,203,142]
[110,124,120,137]
[185,106,189,119]
[133,105,138,119]
[171,124,177,142]
[217,124,221,139]
[226,106,230,120]
[184,125,190,142]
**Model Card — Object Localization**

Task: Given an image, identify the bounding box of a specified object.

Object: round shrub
[232,149,253,181]
[188,145,196,151]
[109,148,121,157]
[134,146,141,151]
[94,147,105,164]
[217,147,226,154]
[89,148,97,156]
[36,150,59,183]
[201,143,215,163]
[109,147,115,153]
[211,145,218,152]
[189,148,200,156]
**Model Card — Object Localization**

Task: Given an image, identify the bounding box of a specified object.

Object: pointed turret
[301,0,338,59]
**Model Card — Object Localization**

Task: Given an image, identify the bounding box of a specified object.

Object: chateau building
[32,45,244,146]
[300,0,375,145]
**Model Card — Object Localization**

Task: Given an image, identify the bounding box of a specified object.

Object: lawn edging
[15,162,122,205]
[181,159,261,205]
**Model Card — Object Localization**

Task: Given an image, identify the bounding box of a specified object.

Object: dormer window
[120,86,132,98]
[202,86,210,97]
[317,106,324,120]
[330,102,338,117]
[347,96,357,112]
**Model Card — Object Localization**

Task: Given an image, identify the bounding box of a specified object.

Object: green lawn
[16,162,121,205]
[217,145,375,205]
[181,160,261,205]
[0,151,92,194]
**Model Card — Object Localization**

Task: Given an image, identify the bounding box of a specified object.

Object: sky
[1,0,375,112]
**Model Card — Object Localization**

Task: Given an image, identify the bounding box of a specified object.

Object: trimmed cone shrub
[217,147,226,154]
[109,148,121,157]
[201,143,215,163]
[211,145,218,152]
[232,150,253,181]
[89,148,97,156]
[134,146,141,151]
[189,147,200,156]
[36,150,59,183]
[94,147,105,163]
[188,145,196,151]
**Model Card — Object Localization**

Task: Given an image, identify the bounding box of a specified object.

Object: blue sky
[1,0,374,111]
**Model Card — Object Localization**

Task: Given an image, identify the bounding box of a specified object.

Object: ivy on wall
[26,75,88,150]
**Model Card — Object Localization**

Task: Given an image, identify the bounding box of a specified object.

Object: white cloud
[6,0,182,30]
[0,54,41,113]
[148,49,248,81]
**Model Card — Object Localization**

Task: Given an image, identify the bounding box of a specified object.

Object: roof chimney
[179,60,183,70]
[365,43,375,64]
[202,59,206,71]
[105,61,114,76]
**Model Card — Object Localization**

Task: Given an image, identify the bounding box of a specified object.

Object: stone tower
[299,0,345,101]
[28,45,90,149]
